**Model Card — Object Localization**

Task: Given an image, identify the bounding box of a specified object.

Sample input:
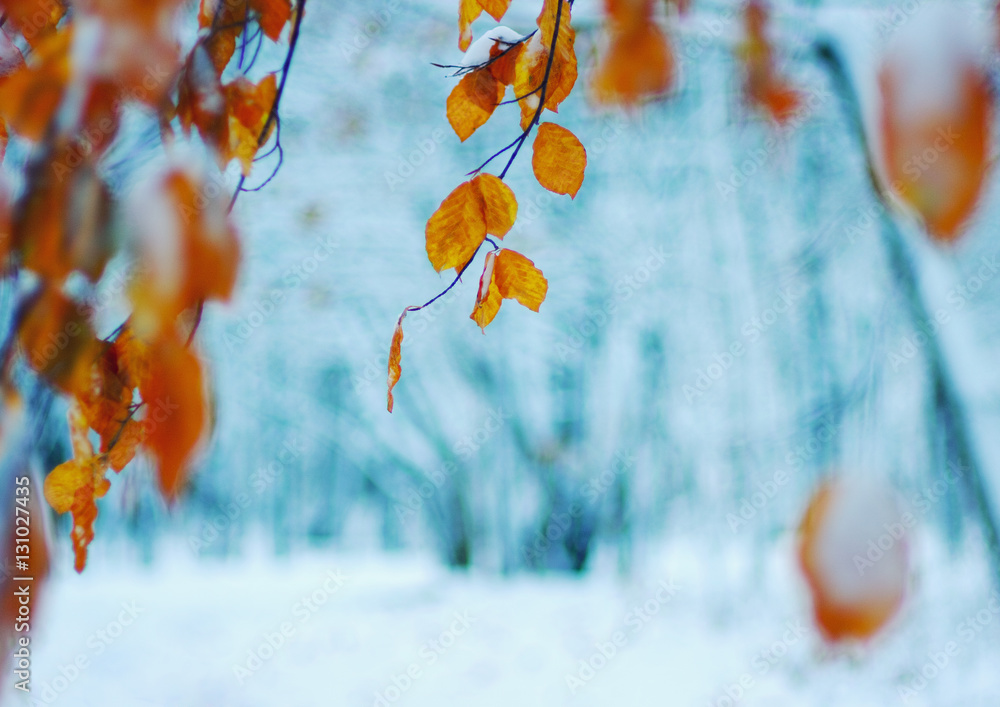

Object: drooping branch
[816,40,1000,587]
[470,0,567,179]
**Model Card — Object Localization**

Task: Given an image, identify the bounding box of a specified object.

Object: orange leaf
[107,419,146,473]
[387,312,407,412]
[1,0,65,47]
[592,0,674,106]
[738,0,801,125]
[16,154,114,283]
[478,0,511,21]
[472,173,517,238]
[138,335,207,498]
[458,0,482,51]
[130,168,240,336]
[0,28,71,141]
[425,181,487,272]
[225,74,277,174]
[250,0,291,41]
[79,343,133,449]
[114,324,151,391]
[199,0,248,74]
[18,286,100,396]
[798,478,909,642]
[879,50,992,242]
[447,69,504,142]
[43,403,113,572]
[67,400,94,460]
[226,74,278,132]
[470,251,502,331]
[177,45,229,159]
[531,122,586,198]
[45,456,110,572]
[536,0,577,112]
[488,41,522,85]
[493,250,548,311]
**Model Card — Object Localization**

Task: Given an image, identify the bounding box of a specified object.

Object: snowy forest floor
[6,533,999,707]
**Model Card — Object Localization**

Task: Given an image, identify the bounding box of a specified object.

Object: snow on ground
[5,531,999,707]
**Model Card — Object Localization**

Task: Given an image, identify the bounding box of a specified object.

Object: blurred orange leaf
[251,0,292,41]
[0,27,71,141]
[16,155,114,284]
[130,168,240,336]
[592,0,674,106]
[738,0,801,124]
[225,74,278,174]
[137,335,207,499]
[43,404,111,572]
[879,58,992,242]
[798,477,909,642]
[18,286,100,396]
[198,0,248,74]
[1,0,65,47]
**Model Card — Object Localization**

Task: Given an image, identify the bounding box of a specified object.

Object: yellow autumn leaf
[477,0,511,21]
[447,69,504,142]
[531,122,586,198]
[493,249,548,311]
[387,311,407,412]
[472,173,517,238]
[458,0,482,51]
[425,180,487,272]
[470,250,502,331]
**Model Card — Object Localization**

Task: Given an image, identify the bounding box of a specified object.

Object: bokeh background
[7,0,1000,705]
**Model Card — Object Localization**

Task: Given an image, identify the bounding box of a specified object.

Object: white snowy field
[5,531,999,707]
